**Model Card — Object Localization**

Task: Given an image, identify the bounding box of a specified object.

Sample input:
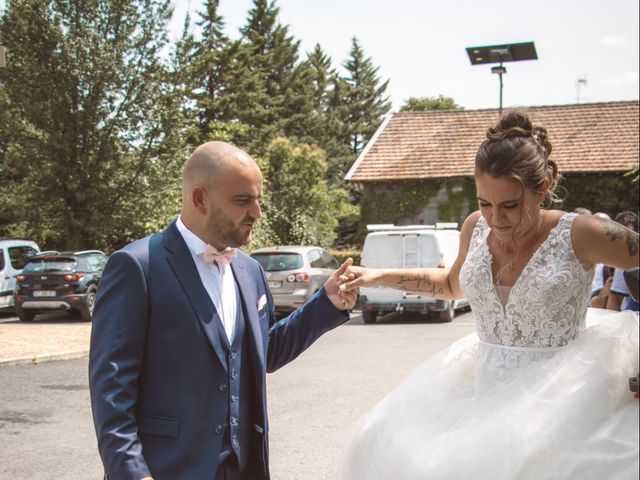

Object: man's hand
[337,265,381,292]
[324,258,359,311]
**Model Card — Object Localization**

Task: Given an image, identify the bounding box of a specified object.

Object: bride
[336,111,639,480]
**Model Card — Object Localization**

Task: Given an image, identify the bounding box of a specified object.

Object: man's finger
[334,257,354,276]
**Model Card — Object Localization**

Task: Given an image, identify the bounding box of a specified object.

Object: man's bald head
[182,141,256,196]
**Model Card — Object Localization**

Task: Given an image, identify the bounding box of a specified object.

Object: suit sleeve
[88,250,151,480]
[260,265,350,373]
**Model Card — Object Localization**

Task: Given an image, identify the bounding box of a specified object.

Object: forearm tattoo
[396,273,444,295]
[597,217,640,257]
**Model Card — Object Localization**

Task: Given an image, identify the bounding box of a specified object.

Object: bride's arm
[339,212,481,300]
[572,215,639,270]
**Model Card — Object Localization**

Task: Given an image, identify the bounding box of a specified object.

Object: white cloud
[597,35,629,48]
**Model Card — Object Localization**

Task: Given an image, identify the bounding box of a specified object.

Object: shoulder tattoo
[597,217,639,257]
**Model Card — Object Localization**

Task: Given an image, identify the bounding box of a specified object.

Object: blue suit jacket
[89,221,349,479]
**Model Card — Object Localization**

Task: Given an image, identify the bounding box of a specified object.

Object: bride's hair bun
[475,110,561,205]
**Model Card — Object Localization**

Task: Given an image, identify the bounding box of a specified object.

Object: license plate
[33,290,56,297]
[268,281,282,289]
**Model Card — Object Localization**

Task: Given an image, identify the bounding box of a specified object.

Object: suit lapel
[163,222,228,372]
[231,256,266,373]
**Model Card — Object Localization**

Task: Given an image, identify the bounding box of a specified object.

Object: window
[81,254,107,272]
[251,253,303,271]
[0,249,4,271]
[8,246,39,270]
[321,251,339,269]
[308,249,324,268]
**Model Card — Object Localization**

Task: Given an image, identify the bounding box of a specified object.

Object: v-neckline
[482,213,569,316]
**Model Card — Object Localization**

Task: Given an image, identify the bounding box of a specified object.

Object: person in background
[590,212,614,307]
[573,207,592,215]
[606,211,640,312]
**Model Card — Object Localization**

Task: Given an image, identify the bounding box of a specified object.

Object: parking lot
[0,309,475,479]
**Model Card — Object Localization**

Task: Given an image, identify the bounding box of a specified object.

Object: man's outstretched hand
[324,258,359,311]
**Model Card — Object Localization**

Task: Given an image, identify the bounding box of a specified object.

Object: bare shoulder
[571,212,640,268]
[461,211,483,235]
[458,211,483,250]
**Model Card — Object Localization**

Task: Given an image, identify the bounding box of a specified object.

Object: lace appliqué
[460,213,594,350]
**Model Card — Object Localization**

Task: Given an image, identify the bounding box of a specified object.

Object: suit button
[219,383,227,392]
[230,350,237,359]
[215,425,223,434]
[231,416,238,426]
[231,395,238,403]
[232,437,239,447]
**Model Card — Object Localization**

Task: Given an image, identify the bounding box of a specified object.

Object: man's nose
[250,200,262,219]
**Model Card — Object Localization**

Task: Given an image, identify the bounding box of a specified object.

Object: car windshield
[251,253,303,271]
[23,259,76,273]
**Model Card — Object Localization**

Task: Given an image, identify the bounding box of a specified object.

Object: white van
[0,239,40,309]
[359,224,469,323]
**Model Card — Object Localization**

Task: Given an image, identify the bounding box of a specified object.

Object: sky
[1,0,638,111]
[169,0,639,111]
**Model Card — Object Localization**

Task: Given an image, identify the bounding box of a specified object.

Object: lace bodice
[460,213,594,349]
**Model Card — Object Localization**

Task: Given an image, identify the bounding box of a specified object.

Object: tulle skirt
[336,309,639,480]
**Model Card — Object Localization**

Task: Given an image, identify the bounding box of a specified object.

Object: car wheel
[16,306,36,322]
[438,301,455,323]
[362,311,377,324]
[79,290,96,322]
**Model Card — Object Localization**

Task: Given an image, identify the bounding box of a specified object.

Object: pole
[498,61,504,117]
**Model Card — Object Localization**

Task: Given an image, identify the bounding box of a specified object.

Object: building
[346,101,639,228]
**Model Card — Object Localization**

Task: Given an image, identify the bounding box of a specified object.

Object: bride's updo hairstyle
[475,110,561,206]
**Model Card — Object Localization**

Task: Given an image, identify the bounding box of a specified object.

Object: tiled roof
[346,101,639,181]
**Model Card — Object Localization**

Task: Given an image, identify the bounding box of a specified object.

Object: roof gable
[346,101,639,181]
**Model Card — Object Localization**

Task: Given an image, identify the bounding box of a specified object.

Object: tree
[342,37,391,155]
[227,0,309,154]
[260,137,341,247]
[400,95,462,111]
[296,44,353,183]
[0,0,187,250]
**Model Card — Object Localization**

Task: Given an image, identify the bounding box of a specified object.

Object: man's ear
[192,186,208,214]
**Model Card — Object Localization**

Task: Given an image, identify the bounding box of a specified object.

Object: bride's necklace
[494,218,545,285]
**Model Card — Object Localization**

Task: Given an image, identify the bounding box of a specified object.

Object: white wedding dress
[337,213,639,480]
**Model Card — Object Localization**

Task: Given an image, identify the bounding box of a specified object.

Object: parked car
[359,223,470,323]
[250,246,340,313]
[13,250,108,322]
[0,238,40,310]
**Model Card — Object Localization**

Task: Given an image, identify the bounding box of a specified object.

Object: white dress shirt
[176,216,238,342]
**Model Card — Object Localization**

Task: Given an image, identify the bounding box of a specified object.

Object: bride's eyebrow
[476,196,520,204]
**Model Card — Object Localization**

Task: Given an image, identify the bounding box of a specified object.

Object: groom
[89,141,357,480]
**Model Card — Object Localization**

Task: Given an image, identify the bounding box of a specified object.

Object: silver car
[250,246,340,313]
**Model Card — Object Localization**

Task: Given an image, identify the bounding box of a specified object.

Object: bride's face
[475,173,542,243]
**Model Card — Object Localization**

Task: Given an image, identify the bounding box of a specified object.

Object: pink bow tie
[203,244,237,268]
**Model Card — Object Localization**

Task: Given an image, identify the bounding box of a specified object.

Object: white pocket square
[257,294,267,311]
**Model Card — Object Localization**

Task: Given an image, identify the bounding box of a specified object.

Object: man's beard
[206,210,254,248]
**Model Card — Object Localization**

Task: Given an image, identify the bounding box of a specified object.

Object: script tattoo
[396,273,444,296]
[597,217,640,257]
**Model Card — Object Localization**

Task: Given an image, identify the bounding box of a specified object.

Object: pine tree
[342,37,391,155]
[229,0,306,153]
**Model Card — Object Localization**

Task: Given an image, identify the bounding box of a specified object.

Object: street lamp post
[465,42,538,117]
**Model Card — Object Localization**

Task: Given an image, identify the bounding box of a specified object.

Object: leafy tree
[260,137,341,247]
[0,0,187,250]
[400,95,462,111]
[342,37,391,155]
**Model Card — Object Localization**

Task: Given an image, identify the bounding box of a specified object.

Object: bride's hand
[338,266,380,292]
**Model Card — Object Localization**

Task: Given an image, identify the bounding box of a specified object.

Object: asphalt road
[0,310,476,480]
